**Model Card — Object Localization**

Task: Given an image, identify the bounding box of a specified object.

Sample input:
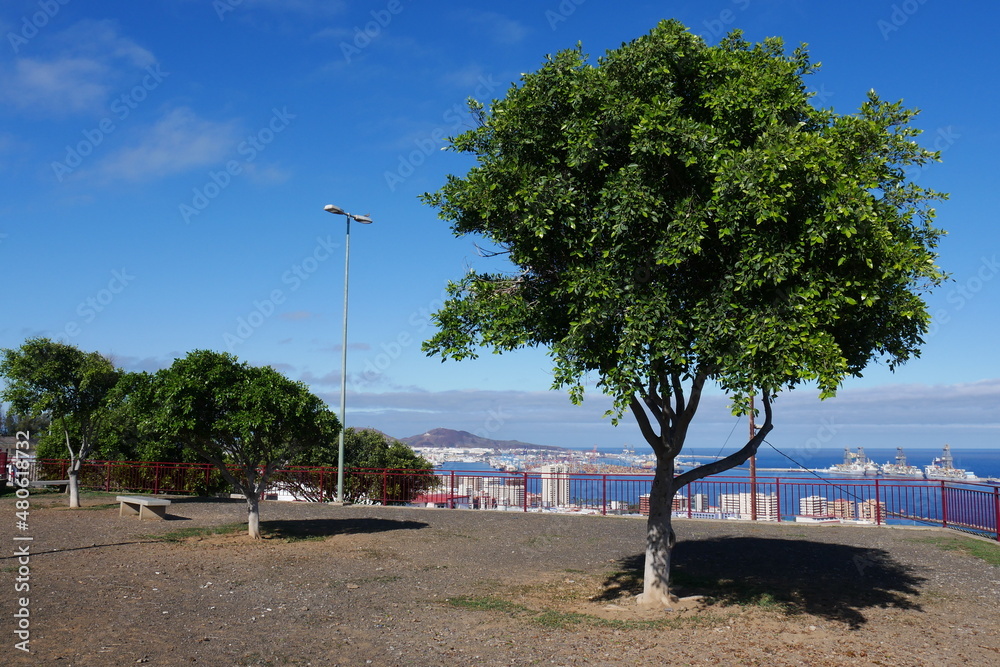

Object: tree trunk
[636,456,678,607]
[247,493,261,539]
[68,457,81,509]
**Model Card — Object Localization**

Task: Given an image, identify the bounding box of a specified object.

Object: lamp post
[324,203,373,504]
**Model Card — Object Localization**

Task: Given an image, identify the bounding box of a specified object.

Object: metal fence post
[523,472,529,512]
[993,487,999,542]
[941,481,948,528]
[450,470,456,510]
[874,479,882,525]
[382,469,388,506]
[602,475,607,515]
[775,478,781,523]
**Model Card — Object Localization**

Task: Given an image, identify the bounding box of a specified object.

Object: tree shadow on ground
[261,517,429,540]
[598,536,925,628]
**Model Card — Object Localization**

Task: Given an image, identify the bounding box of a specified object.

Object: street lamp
[324,203,373,504]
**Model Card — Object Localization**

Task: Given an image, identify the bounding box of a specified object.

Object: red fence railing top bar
[23,458,1000,542]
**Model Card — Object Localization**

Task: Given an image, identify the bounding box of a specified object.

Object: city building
[798,495,829,516]
[483,477,525,508]
[858,499,887,522]
[829,498,856,519]
[535,464,571,508]
[719,492,779,521]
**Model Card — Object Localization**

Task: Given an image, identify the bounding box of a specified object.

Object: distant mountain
[399,428,565,452]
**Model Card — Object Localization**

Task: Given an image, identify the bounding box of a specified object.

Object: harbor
[416,443,996,484]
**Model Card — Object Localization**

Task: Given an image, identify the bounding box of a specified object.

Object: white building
[798,495,828,516]
[535,464,571,508]
[719,492,779,521]
[483,477,525,508]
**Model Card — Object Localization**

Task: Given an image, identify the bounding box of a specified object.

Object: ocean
[437,447,1000,480]
[657,446,1000,480]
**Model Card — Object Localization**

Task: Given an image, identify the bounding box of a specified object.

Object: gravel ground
[2,491,998,666]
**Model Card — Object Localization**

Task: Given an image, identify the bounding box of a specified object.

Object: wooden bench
[29,480,70,493]
[117,495,171,520]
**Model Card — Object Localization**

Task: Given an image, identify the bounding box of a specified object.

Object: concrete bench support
[29,480,70,493]
[117,495,171,520]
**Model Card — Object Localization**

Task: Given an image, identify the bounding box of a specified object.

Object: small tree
[421,21,946,605]
[0,338,119,507]
[146,350,339,538]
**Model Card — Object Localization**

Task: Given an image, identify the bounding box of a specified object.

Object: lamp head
[324,204,345,215]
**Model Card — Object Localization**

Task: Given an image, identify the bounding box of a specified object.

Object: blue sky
[2,0,998,454]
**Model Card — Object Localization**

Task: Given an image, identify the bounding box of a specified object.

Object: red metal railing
[23,459,1000,541]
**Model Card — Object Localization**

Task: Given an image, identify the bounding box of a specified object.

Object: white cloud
[458,10,528,45]
[1,20,155,116]
[4,57,110,114]
[95,107,241,182]
[300,379,1000,449]
[243,161,293,185]
[55,20,155,68]
[240,0,346,17]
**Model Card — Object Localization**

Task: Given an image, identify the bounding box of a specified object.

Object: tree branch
[670,372,685,419]
[642,380,665,429]
[674,392,773,489]
[630,396,665,459]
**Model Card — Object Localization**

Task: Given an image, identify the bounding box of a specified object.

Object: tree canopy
[145,350,340,538]
[421,20,947,605]
[0,337,120,507]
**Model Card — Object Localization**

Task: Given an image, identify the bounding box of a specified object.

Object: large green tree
[0,338,120,507]
[145,350,339,538]
[421,21,947,606]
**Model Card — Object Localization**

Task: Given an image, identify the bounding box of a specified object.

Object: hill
[399,427,564,451]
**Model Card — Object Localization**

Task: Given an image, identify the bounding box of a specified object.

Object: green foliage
[0,407,49,437]
[0,337,119,460]
[282,427,436,503]
[421,19,946,416]
[144,350,340,494]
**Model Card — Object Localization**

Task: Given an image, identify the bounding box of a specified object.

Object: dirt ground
[2,490,998,666]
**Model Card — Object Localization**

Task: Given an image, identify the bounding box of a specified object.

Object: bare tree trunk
[67,459,81,508]
[65,429,81,508]
[247,492,261,539]
[637,457,678,607]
